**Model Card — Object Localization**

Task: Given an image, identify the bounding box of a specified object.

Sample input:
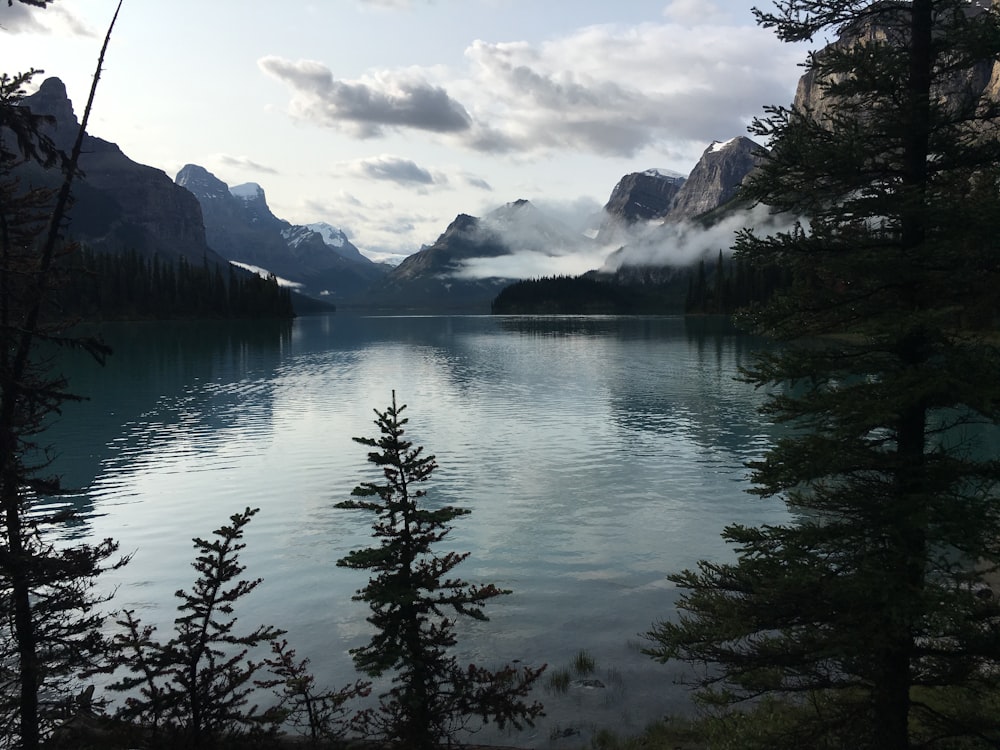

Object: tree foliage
[59,247,295,321]
[647,2,1000,749]
[255,639,370,747]
[684,250,790,315]
[337,393,545,749]
[0,11,127,747]
[102,508,285,748]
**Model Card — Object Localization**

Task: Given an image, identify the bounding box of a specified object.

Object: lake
[47,314,789,746]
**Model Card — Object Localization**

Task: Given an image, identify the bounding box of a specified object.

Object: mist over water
[49,314,788,746]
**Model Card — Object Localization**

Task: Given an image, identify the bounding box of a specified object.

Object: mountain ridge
[16,77,765,314]
[175,164,386,302]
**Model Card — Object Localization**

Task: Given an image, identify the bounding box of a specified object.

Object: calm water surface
[49,314,789,746]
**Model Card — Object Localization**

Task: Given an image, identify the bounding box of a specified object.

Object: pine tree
[647,2,1000,749]
[337,393,544,749]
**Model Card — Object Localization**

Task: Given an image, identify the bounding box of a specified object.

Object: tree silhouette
[102,508,285,748]
[338,393,544,749]
[0,7,127,747]
[648,2,1000,748]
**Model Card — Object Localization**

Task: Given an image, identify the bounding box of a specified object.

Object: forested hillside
[60,249,295,320]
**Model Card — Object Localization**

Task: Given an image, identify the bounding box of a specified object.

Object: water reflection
[43,313,789,746]
[47,319,292,538]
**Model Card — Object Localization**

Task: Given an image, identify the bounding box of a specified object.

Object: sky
[2,0,814,266]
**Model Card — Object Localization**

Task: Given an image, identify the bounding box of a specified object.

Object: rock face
[794,1,1000,119]
[597,169,686,244]
[603,169,685,223]
[664,137,766,222]
[175,165,386,301]
[19,78,224,264]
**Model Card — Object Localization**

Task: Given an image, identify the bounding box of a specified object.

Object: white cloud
[260,19,804,161]
[357,0,415,8]
[258,56,472,137]
[453,245,612,281]
[662,0,725,24]
[456,22,804,156]
[302,193,448,260]
[602,203,799,270]
[1,2,93,35]
[462,173,493,191]
[342,154,441,185]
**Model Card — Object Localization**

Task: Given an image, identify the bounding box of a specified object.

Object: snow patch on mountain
[230,182,265,201]
[644,167,686,180]
[281,227,307,248]
[306,222,347,248]
[710,138,738,153]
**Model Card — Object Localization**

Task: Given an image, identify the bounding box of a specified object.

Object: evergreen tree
[0,11,126,747]
[337,393,544,749]
[647,2,1000,749]
[103,508,285,748]
[255,639,370,747]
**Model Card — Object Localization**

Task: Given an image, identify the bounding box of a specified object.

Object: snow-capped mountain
[305,223,372,265]
[176,165,386,300]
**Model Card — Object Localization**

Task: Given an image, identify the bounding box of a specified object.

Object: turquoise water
[48,314,788,746]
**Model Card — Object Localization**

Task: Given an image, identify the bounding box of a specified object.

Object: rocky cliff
[794,1,1000,119]
[664,137,765,222]
[597,168,686,245]
[19,78,224,264]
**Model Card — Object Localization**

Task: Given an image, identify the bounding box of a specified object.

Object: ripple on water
[45,315,788,748]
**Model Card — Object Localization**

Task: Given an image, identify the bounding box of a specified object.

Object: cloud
[448,197,608,280]
[462,173,493,191]
[601,203,799,270]
[456,23,805,157]
[453,245,612,281]
[357,0,417,7]
[663,0,725,24]
[302,194,447,262]
[258,56,472,137]
[531,196,604,235]
[1,2,92,34]
[217,154,279,174]
[260,18,805,162]
[453,204,800,282]
[344,155,438,185]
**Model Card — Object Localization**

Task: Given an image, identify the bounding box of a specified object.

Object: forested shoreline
[59,248,296,321]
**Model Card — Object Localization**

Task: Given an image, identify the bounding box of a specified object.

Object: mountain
[492,139,770,313]
[365,214,510,311]
[496,3,1000,316]
[794,1,1000,121]
[305,223,370,265]
[18,78,225,265]
[364,199,590,312]
[369,137,763,312]
[663,137,765,222]
[175,165,386,302]
[596,168,686,245]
